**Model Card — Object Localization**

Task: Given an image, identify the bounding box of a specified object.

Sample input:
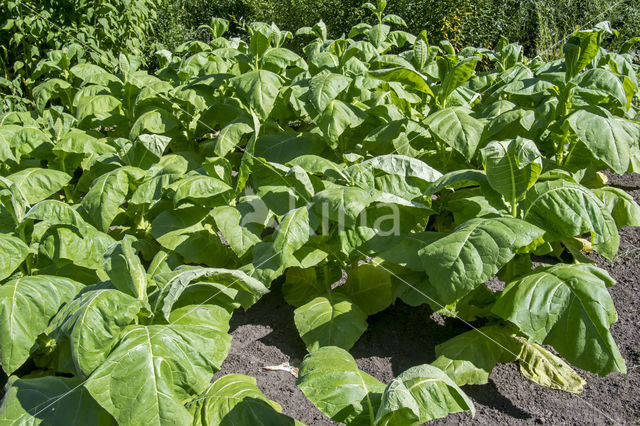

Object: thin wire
[12,0,621,423]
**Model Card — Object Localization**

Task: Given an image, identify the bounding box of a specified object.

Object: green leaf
[85,324,231,426]
[480,137,542,203]
[191,374,299,425]
[282,266,334,307]
[294,293,368,351]
[523,180,619,260]
[272,207,310,265]
[441,57,479,101]
[7,168,71,205]
[563,30,600,81]
[418,217,544,305]
[0,234,30,281]
[424,107,483,161]
[593,186,640,228]
[432,324,521,386]
[566,109,640,174]
[309,70,352,112]
[81,167,143,232]
[492,264,626,376]
[154,266,269,321]
[339,263,393,315]
[129,109,180,141]
[316,100,367,146]
[297,346,385,425]
[573,68,628,108]
[311,187,378,228]
[375,364,475,425]
[517,339,586,393]
[0,276,82,374]
[172,175,232,208]
[230,69,283,119]
[368,67,434,96]
[103,235,147,300]
[47,289,145,377]
[211,206,261,258]
[0,376,115,425]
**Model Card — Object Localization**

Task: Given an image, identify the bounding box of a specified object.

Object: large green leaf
[0,234,30,282]
[0,276,83,374]
[230,69,283,119]
[297,346,386,425]
[309,70,352,112]
[7,168,71,205]
[103,235,147,300]
[566,109,639,174]
[368,67,435,96]
[191,374,299,425]
[432,324,521,386]
[294,293,368,351]
[418,217,544,305]
[153,266,269,320]
[480,137,542,204]
[81,166,143,232]
[424,107,483,161]
[0,376,115,425]
[316,100,367,146]
[47,289,145,377]
[272,207,310,265]
[375,364,475,425]
[441,57,479,100]
[310,187,378,228]
[172,175,232,208]
[492,264,626,376]
[211,205,261,258]
[523,180,619,260]
[85,323,231,426]
[339,263,393,315]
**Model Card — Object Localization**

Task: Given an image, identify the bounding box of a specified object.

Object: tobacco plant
[0,1,639,424]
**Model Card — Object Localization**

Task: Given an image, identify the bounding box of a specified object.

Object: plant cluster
[0,0,158,112]
[1,1,639,424]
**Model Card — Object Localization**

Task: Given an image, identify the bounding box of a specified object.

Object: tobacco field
[1,0,639,424]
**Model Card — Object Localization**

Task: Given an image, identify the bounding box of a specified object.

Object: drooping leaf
[7,168,71,205]
[492,264,626,376]
[0,276,83,374]
[47,289,145,377]
[432,324,521,386]
[0,376,115,425]
[0,234,30,282]
[85,324,231,426]
[517,339,586,393]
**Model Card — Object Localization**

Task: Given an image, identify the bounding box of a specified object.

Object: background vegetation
[157,0,640,56]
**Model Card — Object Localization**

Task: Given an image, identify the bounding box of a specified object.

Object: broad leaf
[375,364,475,425]
[85,324,231,426]
[297,346,386,425]
[418,217,544,305]
[0,276,83,374]
[294,293,368,351]
[492,264,626,376]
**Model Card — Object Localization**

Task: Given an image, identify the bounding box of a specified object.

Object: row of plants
[1,1,639,424]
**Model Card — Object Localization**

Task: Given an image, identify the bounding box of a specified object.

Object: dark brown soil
[215,172,640,425]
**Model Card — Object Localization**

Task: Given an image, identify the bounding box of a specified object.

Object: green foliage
[0,6,639,425]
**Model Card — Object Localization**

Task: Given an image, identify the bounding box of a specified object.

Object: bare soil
[215,172,640,425]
